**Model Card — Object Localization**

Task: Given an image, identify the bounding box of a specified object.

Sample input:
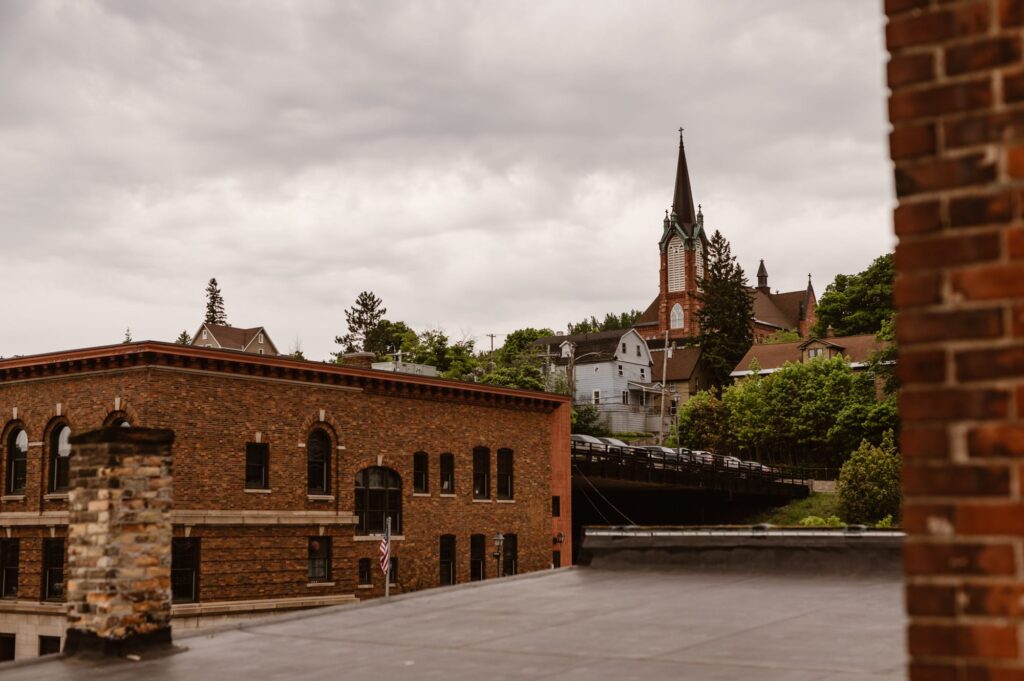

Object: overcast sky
[0,1,893,360]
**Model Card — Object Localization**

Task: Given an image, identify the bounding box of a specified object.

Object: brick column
[64,427,175,657]
[886,1,1024,678]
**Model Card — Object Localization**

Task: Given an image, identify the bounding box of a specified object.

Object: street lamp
[492,532,505,578]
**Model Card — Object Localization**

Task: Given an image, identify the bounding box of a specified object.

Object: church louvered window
[696,246,705,280]
[667,236,685,292]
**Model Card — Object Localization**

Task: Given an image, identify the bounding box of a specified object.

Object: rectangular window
[636,345,641,357]
[439,535,456,586]
[552,551,561,569]
[807,348,824,359]
[621,390,629,406]
[171,538,200,603]
[621,342,626,353]
[440,453,455,493]
[473,447,490,500]
[497,449,514,500]
[308,537,332,583]
[42,539,64,601]
[0,540,17,599]
[617,364,623,377]
[502,534,518,577]
[258,348,264,355]
[552,496,561,518]
[389,556,398,584]
[0,634,13,662]
[245,443,269,490]
[413,452,429,493]
[640,368,645,379]
[258,333,264,344]
[470,534,486,581]
[358,558,372,586]
[38,636,61,656]
[592,390,601,405]
[202,329,208,340]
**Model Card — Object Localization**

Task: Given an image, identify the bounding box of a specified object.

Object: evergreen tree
[123,327,133,343]
[205,278,227,325]
[175,330,192,345]
[334,291,386,356]
[696,230,754,388]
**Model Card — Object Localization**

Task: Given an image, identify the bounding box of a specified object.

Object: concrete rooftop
[8,554,904,681]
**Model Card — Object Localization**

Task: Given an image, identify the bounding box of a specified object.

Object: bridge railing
[569,441,813,489]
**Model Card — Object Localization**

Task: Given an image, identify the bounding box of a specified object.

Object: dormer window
[807,348,825,359]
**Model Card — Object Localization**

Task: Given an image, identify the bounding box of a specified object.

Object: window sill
[43,493,69,501]
[354,534,405,542]
[357,584,373,590]
[497,499,515,504]
[306,582,335,587]
[440,493,456,498]
[244,488,272,494]
[412,492,430,497]
[1,495,25,503]
[307,495,335,502]
[472,498,492,503]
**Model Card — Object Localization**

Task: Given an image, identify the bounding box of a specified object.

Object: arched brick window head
[5,429,27,495]
[307,429,331,495]
[50,424,71,492]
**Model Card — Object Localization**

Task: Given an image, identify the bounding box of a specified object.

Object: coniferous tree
[334,291,386,356]
[204,278,227,325]
[123,327,133,343]
[696,230,754,389]
[175,330,192,345]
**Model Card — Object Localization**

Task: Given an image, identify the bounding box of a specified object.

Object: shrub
[798,515,843,527]
[837,430,901,525]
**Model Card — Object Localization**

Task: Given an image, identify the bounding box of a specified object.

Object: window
[497,448,514,500]
[308,537,332,583]
[696,247,705,279]
[670,304,684,330]
[640,368,646,379]
[439,535,456,586]
[358,558,372,586]
[258,333,264,344]
[636,345,641,357]
[42,539,64,601]
[472,447,490,500]
[807,347,825,359]
[502,534,518,577]
[592,390,601,405]
[440,453,455,493]
[50,423,71,493]
[202,329,208,340]
[355,467,402,535]
[258,348,264,355]
[0,540,18,598]
[413,452,429,493]
[640,391,647,407]
[621,390,629,406]
[617,364,623,377]
[0,634,12,662]
[552,496,561,518]
[470,534,486,581]
[307,429,331,495]
[389,557,398,584]
[553,551,561,569]
[171,538,200,603]
[5,428,27,495]
[667,235,685,292]
[621,342,626,353]
[245,443,269,490]
[39,635,61,656]
[671,398,679,416]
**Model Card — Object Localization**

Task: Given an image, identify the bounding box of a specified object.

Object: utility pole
[486,333,496,353]
[658,330,670,444]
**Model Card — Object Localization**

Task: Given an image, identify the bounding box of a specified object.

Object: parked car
[720,455,742,469]
[570,433,604,447]
[598,437,637,456]
[643,445,688,468]
[691,450,714,465]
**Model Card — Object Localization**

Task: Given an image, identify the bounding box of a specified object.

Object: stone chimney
[64,427,175,657]
[341,351,375,369]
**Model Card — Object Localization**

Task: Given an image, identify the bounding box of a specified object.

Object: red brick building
[0,342,571,660]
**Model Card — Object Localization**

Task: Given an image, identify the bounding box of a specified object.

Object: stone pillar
[64,427,175,657]
[886,1,1024,678]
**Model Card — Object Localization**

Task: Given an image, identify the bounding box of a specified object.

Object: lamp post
[492,532,505,578]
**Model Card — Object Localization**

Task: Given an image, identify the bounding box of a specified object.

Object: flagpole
[384,516,391,599]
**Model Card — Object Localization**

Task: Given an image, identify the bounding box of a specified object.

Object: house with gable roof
[192,322,280,357]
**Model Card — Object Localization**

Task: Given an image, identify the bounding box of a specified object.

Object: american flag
[379,518,391,577]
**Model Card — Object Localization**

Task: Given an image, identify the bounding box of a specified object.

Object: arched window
[50,424,71,493]
[355,467,401,535]
[439,453,455,493]
[670,304,684,330]
[497,448,514,500]
[307,429,331,495]
[667,236,686,292]
[5,428,27,495]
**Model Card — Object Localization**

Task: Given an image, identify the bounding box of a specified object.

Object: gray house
[535,329,655,433]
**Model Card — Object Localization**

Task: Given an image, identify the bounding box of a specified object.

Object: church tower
[645,131,709,343]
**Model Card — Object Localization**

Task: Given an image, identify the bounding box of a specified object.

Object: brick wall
[886,1,1024,678]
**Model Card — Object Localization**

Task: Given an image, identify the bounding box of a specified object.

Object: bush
[572,405,608,437]
[875,515,895,529]
[798,515,843,527]
[837,430,901,525]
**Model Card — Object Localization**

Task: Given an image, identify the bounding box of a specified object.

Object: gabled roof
[634,297,659,327]
[750,285,814,331]
[651,346,702,383]
[731,334,889,375]
[533,328,643,365]
[194,323,279,355]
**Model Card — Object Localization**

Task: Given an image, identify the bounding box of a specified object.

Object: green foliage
[697,230,754,389]
[673,388,729,451]
[837,430,901,525]
[812,254,894,337]
[175,330,192,345]
[747,492,840,525]
[798,515,843,527]
[761,329,801,344]
[123,327,133,344]
[572,405,609,437]
[875,515,895,529]
[364,319,416,359]
[477,327,552,391]
[204,278,227,325]
[567,310,642,335]
[334,291,387,356]
[868,317,898,396]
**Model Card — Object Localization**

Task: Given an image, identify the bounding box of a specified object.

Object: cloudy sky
[0,1,893,360]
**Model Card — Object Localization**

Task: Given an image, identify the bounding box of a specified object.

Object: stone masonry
[64,427,174,656]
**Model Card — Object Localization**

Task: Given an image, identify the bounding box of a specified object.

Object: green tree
[696,230,754,389]
[761,329,801,344]
[572,405,609,437]
[674,388,729,451]
[334,291,387,356]
[478,365,545,392]
[567,310,641,335]
[204,278,227,325]
[175,330,192,345]
[364,319,415,360]
[837,430,901,524]
[868,316,898,396]
[812,254,894,337]
[123,327,133,343]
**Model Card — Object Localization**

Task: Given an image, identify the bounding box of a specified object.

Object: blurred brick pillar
[886,0,1024,678]
[64,427,175,657]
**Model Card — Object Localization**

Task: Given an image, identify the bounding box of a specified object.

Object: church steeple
[757,259,769,292]
[672,128,697,226]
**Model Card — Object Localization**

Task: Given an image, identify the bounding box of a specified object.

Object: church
[632,133,817,345]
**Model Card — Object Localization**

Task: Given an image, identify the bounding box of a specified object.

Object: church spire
[757,259,769,291]
[672,128,697,225]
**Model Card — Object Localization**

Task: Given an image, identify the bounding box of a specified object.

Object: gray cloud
[0,0,893,359]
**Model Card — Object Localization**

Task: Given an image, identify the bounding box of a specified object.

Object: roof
[533,329,639,365]
[750,287,812,331]
[731,334,890,375]
[633,297,659,327]
[651,346,702,382]
[672,133,697,226]
[195,323,279,354]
